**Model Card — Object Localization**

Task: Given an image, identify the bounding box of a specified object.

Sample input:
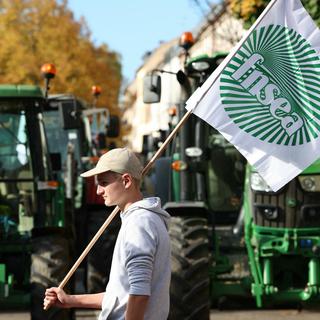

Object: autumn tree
[0,0,122,114]
[228,0,320,28]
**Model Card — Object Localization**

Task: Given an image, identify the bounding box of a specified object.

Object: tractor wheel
[30,234,73,320]
[86,209,121,293]
[168,216,210,320]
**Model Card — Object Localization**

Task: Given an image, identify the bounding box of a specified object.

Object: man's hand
[44,288,104,310]
[125,295,149,320]
[43,287,71,310]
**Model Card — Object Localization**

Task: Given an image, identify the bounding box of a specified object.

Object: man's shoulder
[126,207,159,224]
[124,207,168,232]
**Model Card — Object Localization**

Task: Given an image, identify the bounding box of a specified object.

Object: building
[123,4,245,152]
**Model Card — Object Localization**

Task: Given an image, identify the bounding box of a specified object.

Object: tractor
[0,83,73,320]
[0,62,122,319]
[143,31,320,319]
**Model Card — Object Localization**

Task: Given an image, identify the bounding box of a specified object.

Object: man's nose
[97,184,104,195]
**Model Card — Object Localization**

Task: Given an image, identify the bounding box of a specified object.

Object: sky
[67,0,214,83]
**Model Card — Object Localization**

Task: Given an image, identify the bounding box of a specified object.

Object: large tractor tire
[30,234,73,320]
[168,216,210,320]
[86,209,121,293]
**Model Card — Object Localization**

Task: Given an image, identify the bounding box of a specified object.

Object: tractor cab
[143,30,320,316]
[0,85,72,320]
[0,86,55,236]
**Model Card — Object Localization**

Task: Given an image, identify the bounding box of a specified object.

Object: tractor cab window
[0,111,31,174]
[0,110,34,236]
[207,128,246,220]
[43,110,81,170]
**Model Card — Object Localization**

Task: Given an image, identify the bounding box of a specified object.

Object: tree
[0,0,122,113]
[228,0,320,28]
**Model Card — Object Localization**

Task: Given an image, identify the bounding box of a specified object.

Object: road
[210,309,320,320]
[0,309,320,320]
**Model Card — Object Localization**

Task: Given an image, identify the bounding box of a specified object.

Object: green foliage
[228,0,320,28]
[0,0,122,112]
[302,0,320,25]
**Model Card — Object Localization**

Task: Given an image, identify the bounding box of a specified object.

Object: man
[44,148,171,320]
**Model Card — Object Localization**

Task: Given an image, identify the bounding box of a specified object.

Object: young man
[44,148,171,320]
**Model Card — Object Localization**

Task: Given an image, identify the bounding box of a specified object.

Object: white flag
[186,0,320,192]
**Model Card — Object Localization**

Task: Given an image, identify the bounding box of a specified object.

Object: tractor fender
[163,201,210,218]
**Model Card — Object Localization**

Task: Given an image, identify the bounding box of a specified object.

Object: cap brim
[80,167,110,178]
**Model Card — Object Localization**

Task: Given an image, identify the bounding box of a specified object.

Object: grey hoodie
[98,197,171,320]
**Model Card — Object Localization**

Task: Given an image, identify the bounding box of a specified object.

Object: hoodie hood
[122,197,170,228]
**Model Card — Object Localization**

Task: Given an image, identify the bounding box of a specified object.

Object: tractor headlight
[250,172,272,192]
[191,61,210,72]
[298,176,320,192]
[185,147,203,157]
[255,205,279,220]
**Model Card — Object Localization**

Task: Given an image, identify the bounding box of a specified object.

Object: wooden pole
[44,108,193,310]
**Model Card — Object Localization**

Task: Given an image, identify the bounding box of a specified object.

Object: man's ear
[122,173,132,189]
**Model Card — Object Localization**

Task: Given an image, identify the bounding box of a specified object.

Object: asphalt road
[210,309,320,320]
[0,309,320,320]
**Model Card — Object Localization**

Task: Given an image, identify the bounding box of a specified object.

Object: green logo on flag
[220,24,320,146]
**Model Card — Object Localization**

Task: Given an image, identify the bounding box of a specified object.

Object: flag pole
[44,109,193,310]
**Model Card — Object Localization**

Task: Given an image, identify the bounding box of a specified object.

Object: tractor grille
[250,178,320,228]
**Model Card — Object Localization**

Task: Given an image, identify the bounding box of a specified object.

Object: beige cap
[80,148,143,179]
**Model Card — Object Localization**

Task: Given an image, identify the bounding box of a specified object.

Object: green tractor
[243,162,320,307]
[143,32,320,319]
[0,84,73,319]
[0,65,121,318]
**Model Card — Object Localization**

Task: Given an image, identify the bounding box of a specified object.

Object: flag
[186,0,320,192]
